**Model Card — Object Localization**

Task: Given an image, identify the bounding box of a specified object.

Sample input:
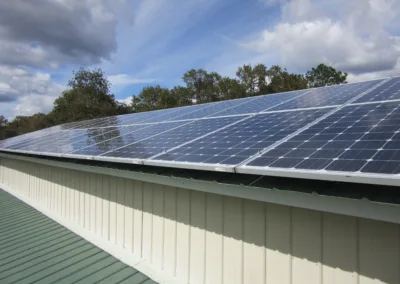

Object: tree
[132,85,176,112]
[306,63,348,88]
[170,86,193,107]
[266,65,308,93]
[5,113,53,138]
[236,64,268,96]
[183,69,222,103]
[51,68,121,124]
[218,77,246,100]
[0,116,8,140]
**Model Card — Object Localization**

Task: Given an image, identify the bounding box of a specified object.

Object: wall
[0,157,399,284]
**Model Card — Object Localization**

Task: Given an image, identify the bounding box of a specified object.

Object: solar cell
[269,79,383,111]
[70,121,189,157]
[0,126,62,149]
[17,130,90,152]
[245,101,400,174]
[165,98,252,121]
[151,108,330,165]
[352,77,400,104]
[32,126,148,154]
[206,90,308,117]
[98,116,244,160]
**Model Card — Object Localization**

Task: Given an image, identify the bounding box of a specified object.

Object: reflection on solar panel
[3,76,400,186]
[70,121,188,157]
[245,102,400,174]
[100,116,243,160]
[352,77,400,104]
[269,79,383,111]
[206,90,308,117]
[152,109,330,165]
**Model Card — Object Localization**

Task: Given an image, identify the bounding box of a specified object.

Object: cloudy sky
[0,0,399,119]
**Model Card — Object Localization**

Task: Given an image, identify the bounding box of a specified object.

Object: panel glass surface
[31,126,146,154]
[166,98,253,121]
[71,121,189,156]
[15,130,90,152]
[0,126,62,149]
[99,116,243,159]
[269,79,383,111]
[208,90,308,117]
[153,108,330,165]
[247,101,400,174]
[352,77,400,104]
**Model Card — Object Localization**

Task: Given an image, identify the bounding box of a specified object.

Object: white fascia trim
[0,183,184,284]
[1,152,400,224]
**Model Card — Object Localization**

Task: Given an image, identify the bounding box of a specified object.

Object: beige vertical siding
[0,157,399,284]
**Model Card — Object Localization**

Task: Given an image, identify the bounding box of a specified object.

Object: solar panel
[352,77,400,104]
[68,121,191,157]
[242,102,400,174]
[29,126,139,154]
[62,122,188,156]
[13,130,89,152]
[97,116,244,160]
[269,79,383,111]
[150,108,331,166]
[3,76,400,186]
[0,126,62,149]
[206,90,308,117]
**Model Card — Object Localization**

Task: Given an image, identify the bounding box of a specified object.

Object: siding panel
[133,181,143,256]
[359,219,400,284]
[189,191,206,284]
[152,184,165,269]
[292,208,322,284]
[243,199,265,284]
[163,186,177,277]
[116,178,126,247]
[223,196,243,284]
[142,182,153,261]
[205,193,223,284]
[322,213,357,284]
[266,204,291,284]
[176,188,190,283]
[124,179,134,252]
[1,158,399,284]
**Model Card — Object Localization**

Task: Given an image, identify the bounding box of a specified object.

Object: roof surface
[0,189,157,284]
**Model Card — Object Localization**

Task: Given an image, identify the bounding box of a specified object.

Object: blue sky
[0,0,399,119]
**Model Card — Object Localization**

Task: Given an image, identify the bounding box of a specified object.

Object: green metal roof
[0,189,157,284]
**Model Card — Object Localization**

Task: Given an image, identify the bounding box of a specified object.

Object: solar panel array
[2,76,400,186]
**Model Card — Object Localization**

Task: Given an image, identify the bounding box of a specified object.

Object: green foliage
[5,114,53,138]
[132,85,177,112]
[218,77,246,100]
[306,63,348,88]
[266,65,308,93]
[170,86,193,106]
[236,64,268,96]
[183,69,222,103]
[51,68,122,124]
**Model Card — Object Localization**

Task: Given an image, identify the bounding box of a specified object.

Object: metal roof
[0,189,157,284]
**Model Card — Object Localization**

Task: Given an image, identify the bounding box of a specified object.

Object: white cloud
[108,74,155,86]
[117,96,132,105]
[241,0,400,80]
[13,94,59,117]
[0,66,63,119]
[246,19,400,74]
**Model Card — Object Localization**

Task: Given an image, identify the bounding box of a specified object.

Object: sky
[0,0,399,119]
